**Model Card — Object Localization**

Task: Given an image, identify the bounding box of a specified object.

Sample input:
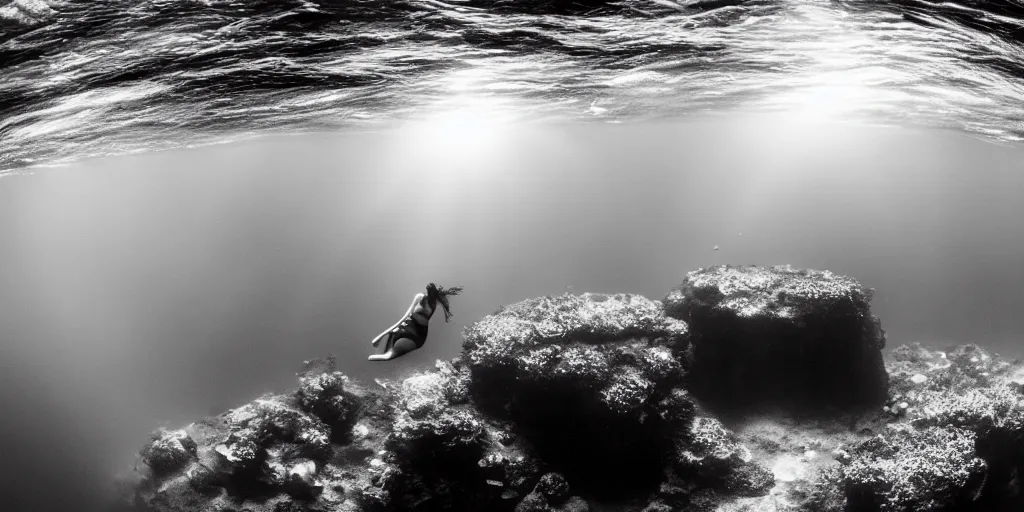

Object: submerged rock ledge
[117,265,1024,512]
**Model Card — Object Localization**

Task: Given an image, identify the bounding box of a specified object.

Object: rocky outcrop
[784,343,1024,512]
[139,429,199,478]
[362,359,544,511]
[119,266,1024,512]
[841,424,987,511]
[122,356,393,512]
[673,416,775,497]
[869,343,1024,510]
[513,472,589,512]
[462,292,695,498]
[664,265,889,411]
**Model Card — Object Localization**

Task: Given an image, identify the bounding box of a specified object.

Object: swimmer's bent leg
[368,337,419,362]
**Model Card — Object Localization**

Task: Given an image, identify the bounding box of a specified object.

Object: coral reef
[840,424,987,511]
[296,362,361,443]
[362,359,523,511]
[673,416,775,497]
[664,265,889,411]
[462,292,694,498]
[118,266,1024,512]
[124,356,394,512]
[875,343,1024,510]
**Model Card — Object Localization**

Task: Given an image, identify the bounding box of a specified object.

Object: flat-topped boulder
[664,265,889,411]
[461,293,696,498]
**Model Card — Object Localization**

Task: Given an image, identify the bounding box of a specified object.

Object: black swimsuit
[390,316,428,348]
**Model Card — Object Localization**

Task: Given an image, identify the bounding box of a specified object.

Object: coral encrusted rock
[673,417,775,497]
[140,429,198,477]
[361,359,546,512]
[794,344,1024,511]
[882,343,1024,510]
[462,292,692,498]
[296,357,361,443]
[664,265,889,410]
[123,356,392,512]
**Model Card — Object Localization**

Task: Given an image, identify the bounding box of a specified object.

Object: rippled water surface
[2,0,1024,172]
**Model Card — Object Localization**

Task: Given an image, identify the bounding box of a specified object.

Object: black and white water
[1,1,1023,511]
[2,0,1024,170]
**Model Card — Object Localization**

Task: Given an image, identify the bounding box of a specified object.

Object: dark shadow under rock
[664,265,889,413]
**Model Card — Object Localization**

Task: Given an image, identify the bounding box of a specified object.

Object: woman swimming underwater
[369,283,463,361]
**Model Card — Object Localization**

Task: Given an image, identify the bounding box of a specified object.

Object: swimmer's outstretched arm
[371,293,425,347]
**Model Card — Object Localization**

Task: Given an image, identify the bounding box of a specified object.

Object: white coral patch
[600,368,654,411]
[214,443,242,463]
[400,372,447,417]
[1009,367,1024,385]
[737,444,753,463]
[353,423,370,439]
[298,427,330,446]
[289,460,317,479]
[647,346,672,361]
[152,430,191,453]
[772,455,808,482]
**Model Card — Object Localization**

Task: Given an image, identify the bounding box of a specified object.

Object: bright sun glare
[398,96,514,162]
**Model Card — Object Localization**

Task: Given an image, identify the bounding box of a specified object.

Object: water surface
[2,0,1024,171]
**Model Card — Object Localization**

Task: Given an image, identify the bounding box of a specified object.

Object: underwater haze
[3,117,1024,512]
[2,0,1024,511]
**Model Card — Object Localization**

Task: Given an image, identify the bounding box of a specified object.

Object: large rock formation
[664,265,889,411]
[462,292,695,498]
[117,266,1024,512]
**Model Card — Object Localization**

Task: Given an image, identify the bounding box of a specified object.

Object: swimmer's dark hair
[426,282,463,322]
